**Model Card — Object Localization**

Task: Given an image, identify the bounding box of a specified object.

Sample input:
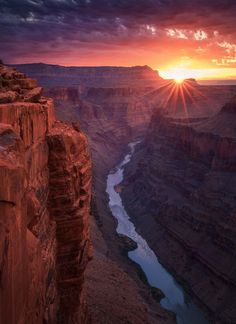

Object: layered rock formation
[121,100,236,323]
[0,64,92,323]
[47,86,156,170]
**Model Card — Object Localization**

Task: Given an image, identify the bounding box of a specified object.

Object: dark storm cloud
[0,0,236,64]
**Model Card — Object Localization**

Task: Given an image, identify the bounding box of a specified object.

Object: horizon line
[7,61,236,81]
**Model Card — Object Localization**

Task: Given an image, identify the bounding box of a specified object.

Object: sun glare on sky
[174,77,184,84]
[159,67,236,81]
[160,68,194,81]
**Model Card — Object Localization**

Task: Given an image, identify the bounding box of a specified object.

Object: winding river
[106,141,208,324]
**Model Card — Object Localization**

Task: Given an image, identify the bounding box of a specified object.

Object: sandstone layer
[121,100,236,323]
[0,64,92,323]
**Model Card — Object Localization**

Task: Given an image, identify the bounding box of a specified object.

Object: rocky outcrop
[0,64,91,323]
[121,106,236,323]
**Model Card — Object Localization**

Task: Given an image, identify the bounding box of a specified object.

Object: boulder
[23,87,43,102]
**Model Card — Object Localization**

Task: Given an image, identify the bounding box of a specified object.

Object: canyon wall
[121,100,236,323]
[0,64,92,323]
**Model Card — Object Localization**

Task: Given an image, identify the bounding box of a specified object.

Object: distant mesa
[10,63,163,88]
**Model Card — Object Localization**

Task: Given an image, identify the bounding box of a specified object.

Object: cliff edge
[0,64,92,323]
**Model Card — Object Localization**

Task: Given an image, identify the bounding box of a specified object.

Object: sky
[1,0,236,79]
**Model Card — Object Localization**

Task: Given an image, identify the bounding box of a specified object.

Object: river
[106,141,208,324]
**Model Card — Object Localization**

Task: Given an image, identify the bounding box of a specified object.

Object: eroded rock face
[0,64,91,323]
[47,122,92,323]
[121,106,236,323]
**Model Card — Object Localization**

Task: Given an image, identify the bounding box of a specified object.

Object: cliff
[121,104,236,323]
[0,64,92,323]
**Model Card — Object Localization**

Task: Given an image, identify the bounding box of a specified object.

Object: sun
[175,77,184,84]
[159,68,190,82]
[159,68,194,82]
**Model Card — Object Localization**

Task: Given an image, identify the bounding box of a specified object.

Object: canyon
[42,68,236,323]
[2,62,236,323]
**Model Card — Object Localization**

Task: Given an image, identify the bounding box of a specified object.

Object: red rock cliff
[0,64,92,323]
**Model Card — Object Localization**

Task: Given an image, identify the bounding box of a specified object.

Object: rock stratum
[0,64,92,323]
[121,99,236,323]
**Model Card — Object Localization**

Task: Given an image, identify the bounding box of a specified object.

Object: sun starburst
[148,77,208,118]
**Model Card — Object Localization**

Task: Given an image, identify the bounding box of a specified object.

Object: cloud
[193,30,208,41]
[0,0,236,69]
[166,29,188,39]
